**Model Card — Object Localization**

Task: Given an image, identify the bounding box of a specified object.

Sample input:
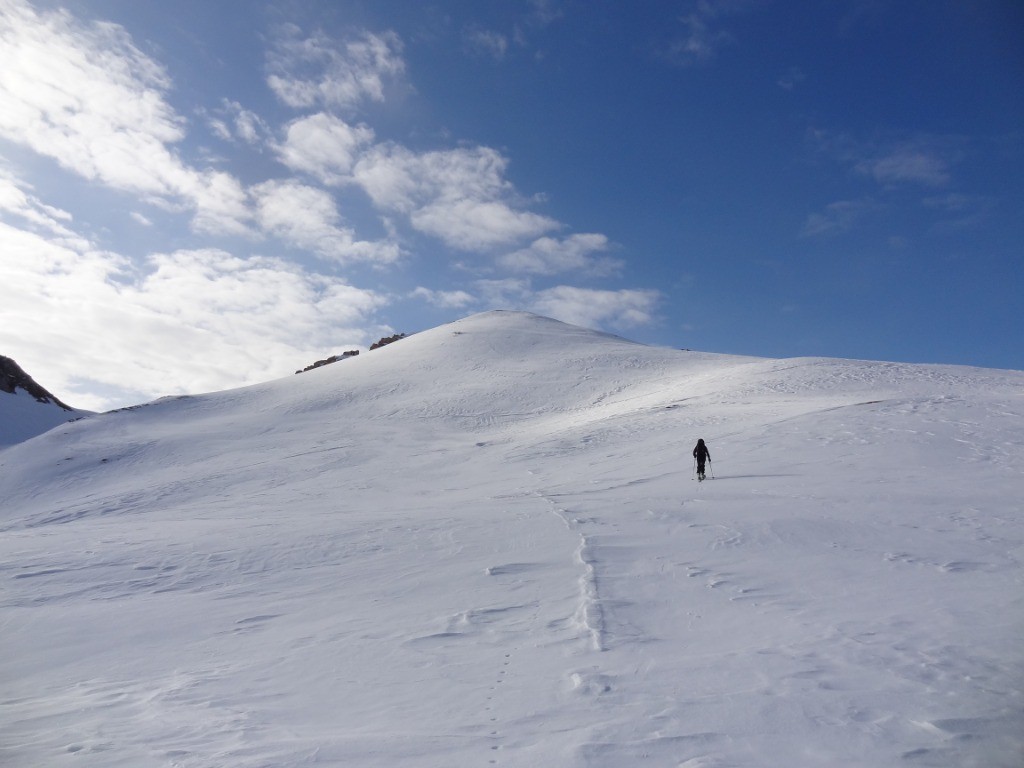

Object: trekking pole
[709,459,715,479]
[692,456,697,480]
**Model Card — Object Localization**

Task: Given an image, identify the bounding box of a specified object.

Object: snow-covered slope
[0,355,91,447]
[1,311,1022,768]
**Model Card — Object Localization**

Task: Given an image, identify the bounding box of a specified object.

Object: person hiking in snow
[693,438,710,481]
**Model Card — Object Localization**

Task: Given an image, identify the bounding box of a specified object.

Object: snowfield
[0,389,89,449]
[1,311,1022,767]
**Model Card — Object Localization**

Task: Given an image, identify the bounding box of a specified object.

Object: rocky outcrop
[0,355,73,410]
[295,333,408,374]
[295,350,359,374]
[369,333,406,350]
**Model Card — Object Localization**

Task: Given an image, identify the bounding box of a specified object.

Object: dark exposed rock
[295,333,408,374]
[0,355,73,410]
[369,333,406,351]
[295,350,359,374]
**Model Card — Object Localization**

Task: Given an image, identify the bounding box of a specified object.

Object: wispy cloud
[410,286,477,309]
[464,28,509,61]
[811,129,957,189]
[207,99,272,147]
[800,198,876,238]
[528,0,564,26]
[0,168,87,247]
[661,0,743,66]
[777,67,806,91]
[474,278,534,307]
[855,148,950,187]
[470,279,659,330]
[803,130,965,237]
[267,26,405,111]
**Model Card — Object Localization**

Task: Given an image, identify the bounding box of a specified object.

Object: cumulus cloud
[353,143,559,250]
[411,198,556,251]
[275,113,375,185]
[0,222,388,411]
[259,22,589,256]
[251,179,400,265]
[498,233,620,276]
[0,0,252,235]
[267,26,405,111]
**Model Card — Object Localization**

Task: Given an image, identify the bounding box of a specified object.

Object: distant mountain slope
[0,355,91,447]
[1,311,1021,767]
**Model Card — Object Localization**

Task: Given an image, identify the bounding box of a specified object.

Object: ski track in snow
[1,312,1023,767]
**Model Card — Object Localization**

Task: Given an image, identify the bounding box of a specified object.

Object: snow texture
[0,386,88,448]
[1,311,1022,767]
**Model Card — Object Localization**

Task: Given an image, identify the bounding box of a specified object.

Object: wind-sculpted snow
[1,311,1022,767]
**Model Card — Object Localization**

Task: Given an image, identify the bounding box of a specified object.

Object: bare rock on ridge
[0,355,73,410]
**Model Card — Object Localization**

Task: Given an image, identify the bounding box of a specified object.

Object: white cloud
[267,26,405,111]
[0,221,388,411]
[529,0,564,25]
[464,28,509,61]
[810,130,956,189]
[208,99,271,146]
[855,149,950,187]
[498,233,620,276]
[0,168,87,248]
[208,117,232,142]
[233,106,268,145]
[275,113,375,185]
[251,179,400,265]
[0,0,252,235]
[468,279,659,331]
[662,1,739,66]
[258,26,584,256]
[777,67,806,90]
[187,170,252,237]
[411,198,557,251]
[528,286,660,329]
[410,287,477,309]
[474,278,534,307]
[354,143,559,250]
[801,198,876,237]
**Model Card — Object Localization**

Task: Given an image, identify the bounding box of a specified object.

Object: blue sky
[1,0,1021,411]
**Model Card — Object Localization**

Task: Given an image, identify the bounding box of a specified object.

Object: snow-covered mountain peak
[2,313,1022,767]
